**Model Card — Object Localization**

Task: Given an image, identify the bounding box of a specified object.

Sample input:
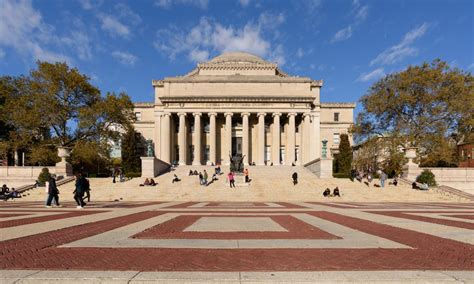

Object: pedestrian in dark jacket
[292,172,298,185]
[73,173,86,208]
[46,175,60,207]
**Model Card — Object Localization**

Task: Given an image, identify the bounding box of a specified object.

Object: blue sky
[0,0,472,115]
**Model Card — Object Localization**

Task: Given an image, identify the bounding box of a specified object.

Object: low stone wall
[304,158,333,178]
[405,167,474,194]
[0,166,57,178]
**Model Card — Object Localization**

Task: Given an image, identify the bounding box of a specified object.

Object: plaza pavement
[1,200,473,283]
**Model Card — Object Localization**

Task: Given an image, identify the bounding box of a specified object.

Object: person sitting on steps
[172,174,181,183]
[323,188,331,197]
[149,179,157,186]
[333,187,340,197]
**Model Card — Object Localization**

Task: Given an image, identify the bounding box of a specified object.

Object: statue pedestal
[55,147,73,177]
[402,147,421,181]
[141,157,171,178]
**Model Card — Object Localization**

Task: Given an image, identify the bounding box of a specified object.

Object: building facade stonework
[133,52,355,166]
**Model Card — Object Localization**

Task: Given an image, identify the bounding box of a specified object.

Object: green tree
[1,61,135,167]
[69,140,111,175]
[353,59,473,166]
[121,126,144,174]
[334,134,352,176]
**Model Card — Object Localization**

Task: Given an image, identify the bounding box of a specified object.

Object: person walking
[228,171,235,188]
[292,172,298,186]
[112,167,116,183]
[45,175,60,207]
[244,168,249,183]
[73,173,86,209]
[198,172,204,185]
[380,171,387,188]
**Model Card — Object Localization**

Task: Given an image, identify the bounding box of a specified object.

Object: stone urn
[402,147,419,180]
[57,147,71,162]
[404,147,418,165]
[56,146,73,177]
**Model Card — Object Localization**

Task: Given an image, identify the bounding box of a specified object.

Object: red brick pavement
[133,214,340,240]
[368,210,474,229]
[0,210,106,228]
[0,205,473,271]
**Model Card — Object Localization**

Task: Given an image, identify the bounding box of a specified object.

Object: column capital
[272,112,282,117]
[224,112,233,117]
[302,112,311,118]
[192,112,202,117]
[287,112,297,117]
[241,112,250,117]
[257,112,266,117]
[162,112,172,117]
[208,112,217,117]
[178,112,187,117]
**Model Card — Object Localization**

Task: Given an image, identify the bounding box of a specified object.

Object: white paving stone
[184,216,288,232]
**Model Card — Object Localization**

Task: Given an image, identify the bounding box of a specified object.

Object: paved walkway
[1,201,473,283]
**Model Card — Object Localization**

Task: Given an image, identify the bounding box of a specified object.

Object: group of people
[140,178,157,186]
[323,187,340,197]
[1,184,21,201]
[351,168,397,188]
[111,167,126,183]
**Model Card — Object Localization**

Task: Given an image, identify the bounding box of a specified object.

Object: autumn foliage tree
[353,59,473,167]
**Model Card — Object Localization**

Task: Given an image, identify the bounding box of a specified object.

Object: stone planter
[55,146,73,177]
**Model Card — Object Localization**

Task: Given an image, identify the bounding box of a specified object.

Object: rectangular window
[333,133,340,145]
[135,112,142,121]
[334,112,339,122]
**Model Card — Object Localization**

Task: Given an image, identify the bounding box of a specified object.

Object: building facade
[134,52,355,166]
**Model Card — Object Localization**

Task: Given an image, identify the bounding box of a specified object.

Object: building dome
[207,52,270,64]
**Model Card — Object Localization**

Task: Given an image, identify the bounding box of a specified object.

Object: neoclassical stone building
[134,52,355,166]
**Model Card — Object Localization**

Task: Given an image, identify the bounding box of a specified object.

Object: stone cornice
[134,102,155,108]
[320,121,354,125]
[321,102,356,108]
[160,75,313,83]
[159,96,315,103]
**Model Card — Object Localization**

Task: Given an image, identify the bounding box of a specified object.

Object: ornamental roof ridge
[321,102,357,108]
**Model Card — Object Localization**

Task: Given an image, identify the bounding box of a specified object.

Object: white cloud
[0,48,5,59]
[357,68,385,82]
[98,14,130,38]
[370,23,429,66]
[331,26,352,43]
[112,51,138,65]
[115,3,142,26]
[154,16,285,64]
[239,0,250,7]
[258,12,285,31]
[355,5,369,21]
[61,31,92,60]
[155,0,209,9]
[304,0,322,12]
[468,63,474,70]
[0,0,71,63]
[296,48,304,58]
[78,0,94,10]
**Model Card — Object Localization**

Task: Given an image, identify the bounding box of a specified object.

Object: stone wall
[407,167,474,194]
[304,158,333,178]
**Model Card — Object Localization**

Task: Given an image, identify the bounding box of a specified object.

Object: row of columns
[159,112,309,166]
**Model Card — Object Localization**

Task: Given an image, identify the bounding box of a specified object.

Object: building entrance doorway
[232,137,242,157]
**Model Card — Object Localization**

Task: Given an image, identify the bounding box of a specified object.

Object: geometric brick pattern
[1,201,473,271]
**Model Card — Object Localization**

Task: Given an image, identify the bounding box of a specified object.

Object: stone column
[153,110,162,159]
[193,112,202,165]
[178,112,186,165]
[209,112,217,165]
[224,112,233,165]
[312,111,321,159]
[286,113,296,165]
[272,113,281,165]
[242,113,250,165]
[257,112,266,165]
[161,113,171,164]
[302,113,311,164]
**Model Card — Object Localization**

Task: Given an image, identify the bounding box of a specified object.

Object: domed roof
[207,52,270,64]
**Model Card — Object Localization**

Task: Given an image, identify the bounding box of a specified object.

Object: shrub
[333,172,350,179]
[126,172,142,178]
[37,168,51,186]
[416,169,437,186]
